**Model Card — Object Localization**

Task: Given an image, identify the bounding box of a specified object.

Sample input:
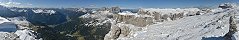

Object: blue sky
[0,0,238,8]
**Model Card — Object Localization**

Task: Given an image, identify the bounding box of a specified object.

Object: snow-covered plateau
[103,3,239,40]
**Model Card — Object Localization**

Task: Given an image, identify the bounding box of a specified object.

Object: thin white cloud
[27,3,32,5]
[0,1,33,7]
[0,2,20,7]
[7,2,21,5]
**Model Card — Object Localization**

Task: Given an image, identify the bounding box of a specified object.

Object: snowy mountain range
[0,3,238,40]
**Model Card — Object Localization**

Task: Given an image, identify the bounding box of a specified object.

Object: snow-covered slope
[32,9,56,15]
[117,9,234,40]
[0,32,18,40]
[118,11,137,15]
[0,16,10,24]
[15,29,42,40]
[0,16,42,40]
[142,8,200,15]
[9,17,42,40]
[10,9,28,12]
[0,17,17,40]
[144,8,199,13]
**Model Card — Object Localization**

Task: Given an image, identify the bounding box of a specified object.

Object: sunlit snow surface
[15,29,42,40]
[0,17,10,24]
[0,17,16,32]
[117,8,235,40]
[143,8,200,15]
[118,11,137,15]
[32,9,56,15]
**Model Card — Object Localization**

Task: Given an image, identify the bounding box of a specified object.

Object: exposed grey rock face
[113,3,239,40]
[80,14,113,40]
[99,7,108,11]
[138,8,200,22]
[104,23,142,40]
[105,8,202,40]
[224,11,238,40]
[104,4,239,40]
[153,12,160,20]
[161,14,170,21]
[113,12,154,27]
[98,7,121,14]
[219,3,239,9]
[137,8,152,15]
[104,11,153,40]
[110,7,121,14]
[104,25,121,40]
[0,32,19,40]
[196,11,201,15]
[169,13,184,20]
[119,25,130,37]
[116,8,233,40]
[219,3,233,9]
[126,17,154,27]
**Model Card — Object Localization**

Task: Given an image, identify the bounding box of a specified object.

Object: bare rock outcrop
[219,3,239,9]
[104,3,239,40]
[219,3,233,9]
[104,8,201,39]
[139,8,199,22]
[0,32,19,40]
[104,25,121,40]
[98,7,121,14]
[110,7,121,13]
[104,23,142,40]
[224,14,237,40]
[114,11,154,27]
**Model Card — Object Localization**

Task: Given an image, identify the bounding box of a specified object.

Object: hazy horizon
[0,0,238,8]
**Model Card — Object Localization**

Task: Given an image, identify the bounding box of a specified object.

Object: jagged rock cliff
[224,14,237,40]
[114,11,154,27]
[104,8,205,40]
[104,3,239,40]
